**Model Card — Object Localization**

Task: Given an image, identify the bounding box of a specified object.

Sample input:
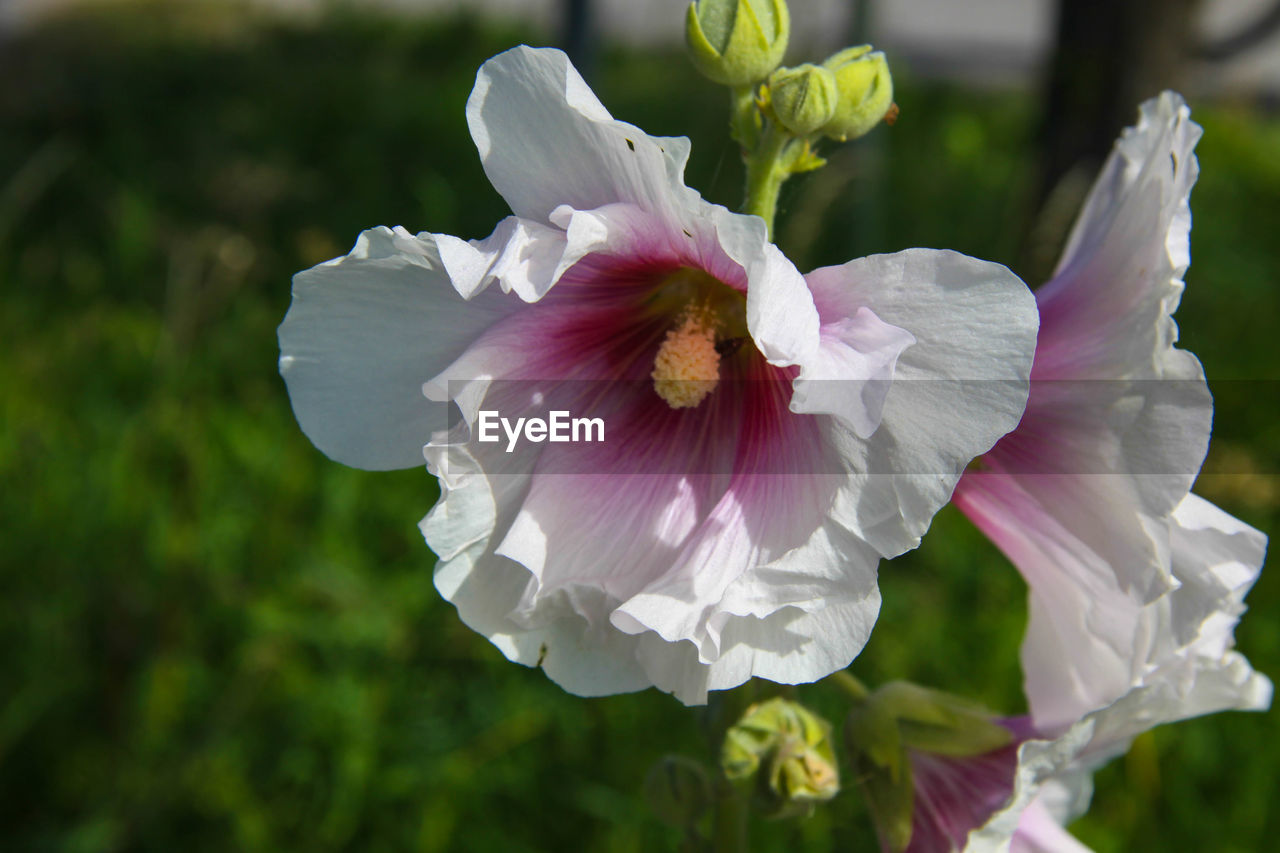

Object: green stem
[827,669,871,703]
[711,779,749,853]
[729,85,760,151]
[741,123,791,239]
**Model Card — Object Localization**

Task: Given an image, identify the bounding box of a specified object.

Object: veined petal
[278,226,517,470]
[805,249,1038,558]
[791,306,917,438]
[421,443,653,697]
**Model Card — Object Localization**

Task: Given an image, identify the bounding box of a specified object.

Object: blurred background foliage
[0,1,1276,850]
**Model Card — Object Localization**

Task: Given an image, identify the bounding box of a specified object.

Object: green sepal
[874,682,1014,758]
[853,749,915,853]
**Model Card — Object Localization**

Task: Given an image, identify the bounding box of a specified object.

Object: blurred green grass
[0,4,1276,851]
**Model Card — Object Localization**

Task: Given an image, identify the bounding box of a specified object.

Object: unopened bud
[820,45,894,142]
[722,697,839,818]
[644,754,713,828]
[767,64,838,136]
[685,0,790,87]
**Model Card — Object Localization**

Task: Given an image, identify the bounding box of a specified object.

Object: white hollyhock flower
[278,46,1038,704]
[931,91,1270,852]
[953,92,1223,730]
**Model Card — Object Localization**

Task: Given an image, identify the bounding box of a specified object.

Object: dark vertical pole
[1036,0,1202,210]
[562,0,597,82]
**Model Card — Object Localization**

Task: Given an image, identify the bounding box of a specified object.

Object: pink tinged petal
[1036,92,1201,382]
[954,469,1168,731]
[1008,798,1093,853]
[467,45,695,226]
[805,249,1038,558]
[964,499,1269,852]
[278,226,517,471]
[973,362,1210,602]
[953,484,1267,734]
[791,306,917,438]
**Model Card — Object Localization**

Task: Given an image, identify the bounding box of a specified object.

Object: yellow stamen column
[652,310,722,409]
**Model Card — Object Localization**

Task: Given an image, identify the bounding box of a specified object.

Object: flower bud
[643,754,713,829]
[767,63,838,136]
[685,0,790,87]
[820,45,894,142]
[722,697,839,818]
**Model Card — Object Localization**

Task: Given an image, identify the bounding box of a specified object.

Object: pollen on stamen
[652,310,721,409]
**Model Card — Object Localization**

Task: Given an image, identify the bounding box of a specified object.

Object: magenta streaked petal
[905,730,1024,853]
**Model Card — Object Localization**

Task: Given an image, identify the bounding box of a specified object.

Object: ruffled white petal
[805,249,1038,558]
[1038,92,1200,382]
[278,226,517,470]
[791,306,917,438]
[467,46,695,226]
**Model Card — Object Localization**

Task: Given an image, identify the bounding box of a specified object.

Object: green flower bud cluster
[683,0,898,236]
[766,46,894,142]
[844,682,1014,852]
[721,696,840,818]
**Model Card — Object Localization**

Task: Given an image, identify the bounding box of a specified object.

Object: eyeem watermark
[477,410,606,453]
